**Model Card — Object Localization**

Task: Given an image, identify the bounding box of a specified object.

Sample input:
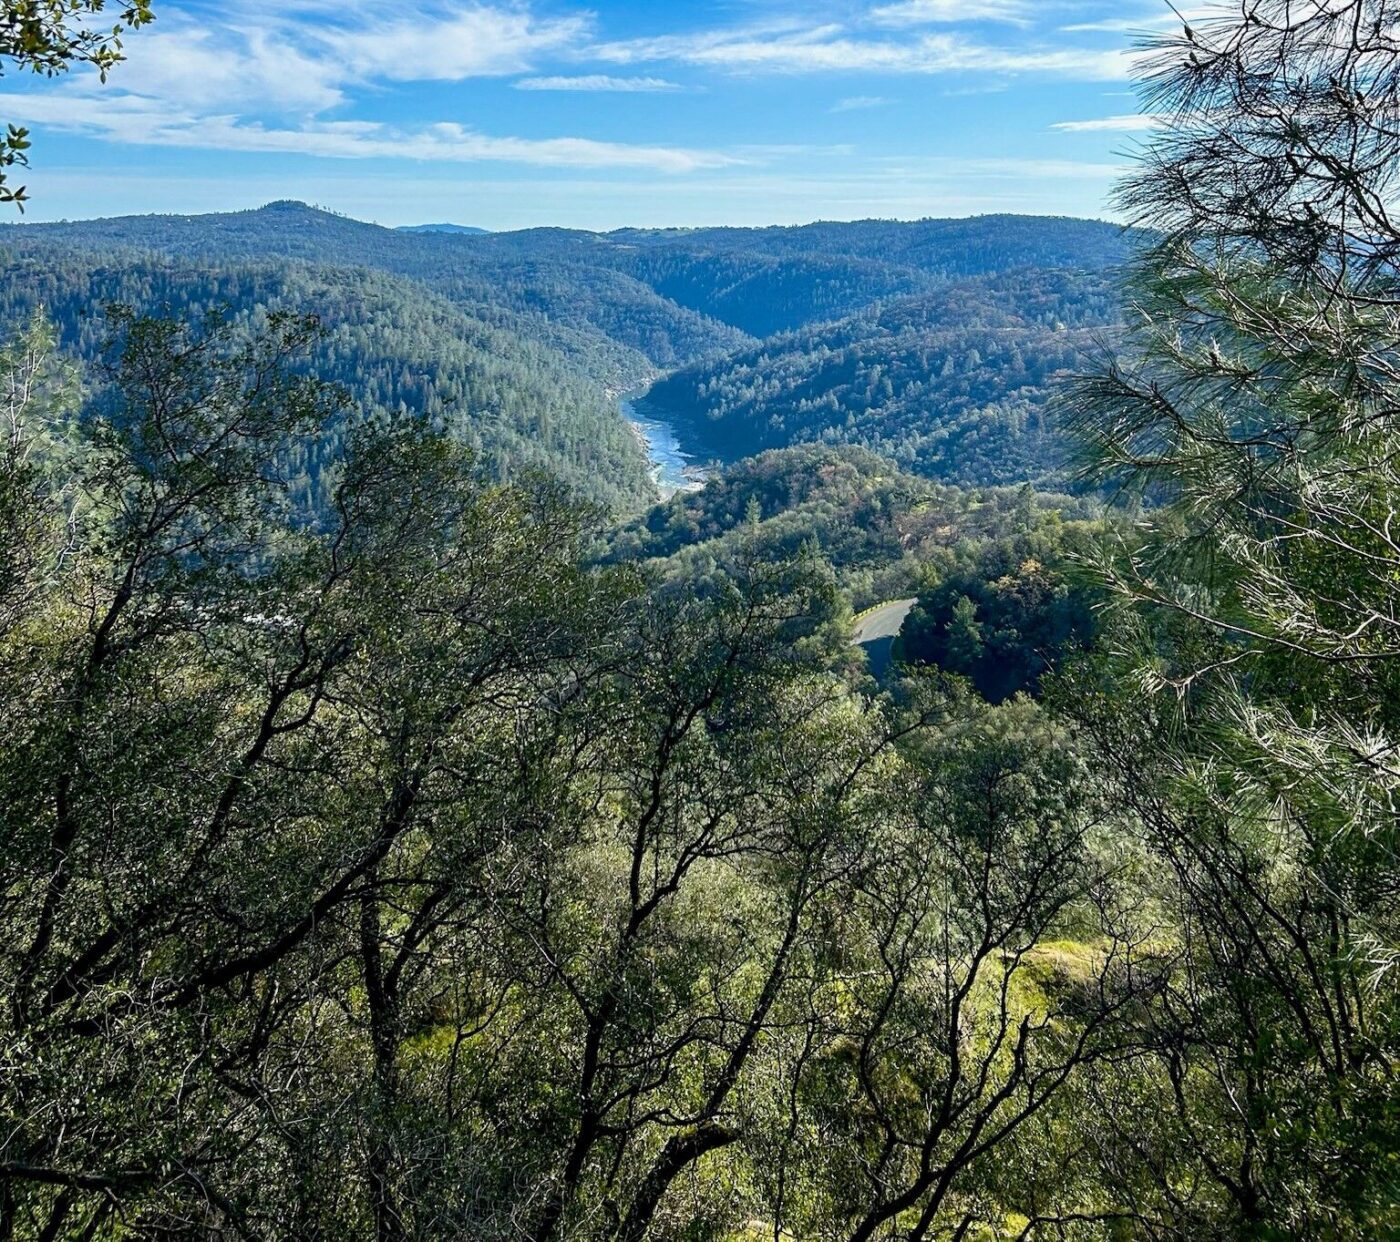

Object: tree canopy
[3,2,1400,1235]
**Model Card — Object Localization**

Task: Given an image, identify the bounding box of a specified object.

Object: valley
[0,200,1134,510]
[2,7,1392,1238]
[0,200,1132,653]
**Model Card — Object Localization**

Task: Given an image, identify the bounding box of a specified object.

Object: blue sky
[0,0,1203,228]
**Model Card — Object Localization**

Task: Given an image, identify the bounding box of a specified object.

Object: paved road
[851,598,918,646]
[851,598,918,679]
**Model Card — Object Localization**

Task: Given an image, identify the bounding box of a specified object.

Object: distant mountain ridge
[0,199,1135,375]
[1,202,1135,263]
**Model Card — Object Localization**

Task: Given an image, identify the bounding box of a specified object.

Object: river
[621,392,710,498]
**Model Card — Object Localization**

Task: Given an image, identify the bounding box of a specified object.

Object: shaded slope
[640,269,1121,486]
[0,250,654,512]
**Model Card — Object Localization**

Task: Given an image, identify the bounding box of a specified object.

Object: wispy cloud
[5,2,729,173]
[110,2,586,106]
[1060,4,1219,33]
[3,0,1158,210]
[1051,113,1160,131]
[830,95,891,112]
[596,26,1133,80]
[103,15,345,113]
[515,75,683,92]
[871,0,1031,27]
[306,4,588,83]
[0,92,737,173]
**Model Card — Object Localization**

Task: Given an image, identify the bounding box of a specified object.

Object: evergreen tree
[1066,3,1400,1233]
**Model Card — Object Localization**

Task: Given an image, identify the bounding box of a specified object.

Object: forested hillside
[0,252,654,511]
[1,207,1132,498]
[603,443,1098,609]
[2,3,1398,1238]
[0,203,749,390]
[643,269,1120,484]
[2,203,1132,384]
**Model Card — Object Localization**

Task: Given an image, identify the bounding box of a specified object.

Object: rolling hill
[0,202,1139,504]
[638,268,1121,486]
[0,251,655,512]
[1,201,1134,379]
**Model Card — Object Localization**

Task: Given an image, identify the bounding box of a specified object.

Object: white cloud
[1060,4,1221,33]
[0,2,733,174]
[596,26,1134,79]
[871,0,1031,27]
[515,75,683,92]
[313,5,588,83]
[0,0,1151,191]
[109,15,345,113]
[1051,113,1161,131]
[105,2,590,113]
[830,95,892,112]
[0,92,737,173]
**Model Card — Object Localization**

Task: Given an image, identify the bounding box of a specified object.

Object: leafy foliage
[604,443,1101,613]
[1054,2,1400,1234]
[901,515,1103,703]
[0,310,1153,1240]
[0,0,153,207]
[7,15,1398,1230]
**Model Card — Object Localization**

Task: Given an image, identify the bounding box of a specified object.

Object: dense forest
[0,253,656,511]
[1,204,1132,390]
[0,208,1133,497]
[642,270,1121,485]
[602,443,1099,612]
[2,2,1399,1239]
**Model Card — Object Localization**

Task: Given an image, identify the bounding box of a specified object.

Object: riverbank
[621,392,711,499]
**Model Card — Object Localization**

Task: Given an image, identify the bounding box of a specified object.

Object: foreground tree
[0,309,1156,1238]
[762,697,1160,1241]
[0,0,154,207]
[1066,1,1400,1234]
[0,308,614,1232]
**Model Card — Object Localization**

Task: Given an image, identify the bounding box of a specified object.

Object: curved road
[851,598,918,678]
[851,598,918,646]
